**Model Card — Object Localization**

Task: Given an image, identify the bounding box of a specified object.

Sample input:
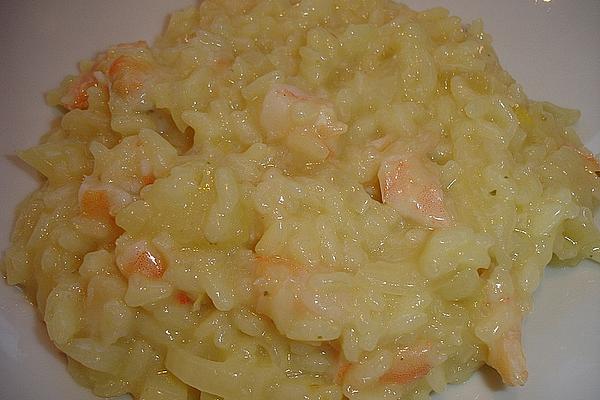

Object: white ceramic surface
[0,1,598,399]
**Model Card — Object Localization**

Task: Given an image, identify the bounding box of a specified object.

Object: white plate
[0,1,598,399]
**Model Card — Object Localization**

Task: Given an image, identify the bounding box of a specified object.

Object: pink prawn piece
[64,40,152,111]
[378,155,451,228]
[116,240,166,279]
[487,323,528,386]
[260,83,347,145]
[61,73,99,110]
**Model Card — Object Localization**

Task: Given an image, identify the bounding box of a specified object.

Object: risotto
[2,1,600,399]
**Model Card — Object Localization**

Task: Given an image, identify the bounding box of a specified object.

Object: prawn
[253,256,312,334]
[76,178,131,241]
[59,41,152,110]
[115,239,166,279]
[260,84,347,161]
[337,343,439,389]
[378,348,432,386]
[80,188,113,220]
[378,154,451,228]
[61,72,99,110]
[78,176,134,218]
[480,272,528,386]
[253,255,345,341]
[487,321,528,386]
[79,132,165,217]
[107,55,151,97]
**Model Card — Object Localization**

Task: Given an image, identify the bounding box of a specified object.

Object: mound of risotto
[3,1,599,399]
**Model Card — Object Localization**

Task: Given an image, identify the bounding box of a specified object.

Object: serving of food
[1,0,599,399]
